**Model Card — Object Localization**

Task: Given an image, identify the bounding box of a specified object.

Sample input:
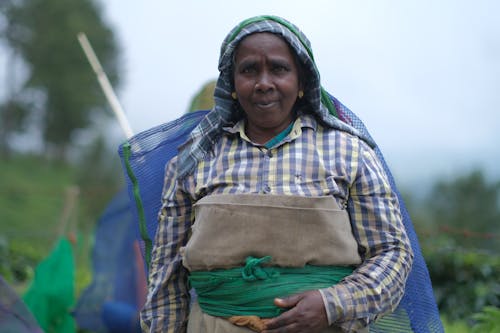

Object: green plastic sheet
[23,237,75,333]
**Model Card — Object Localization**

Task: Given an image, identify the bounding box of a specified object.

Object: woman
[141,16,413,333]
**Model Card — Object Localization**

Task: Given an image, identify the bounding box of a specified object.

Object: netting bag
[73,189,144,333]
[118,110,207,265]
[118,104,444,332]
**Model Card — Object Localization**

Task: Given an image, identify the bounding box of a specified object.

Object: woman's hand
[262,290,329,333]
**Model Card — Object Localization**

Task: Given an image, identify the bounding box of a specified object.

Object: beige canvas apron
[182,194,367,333]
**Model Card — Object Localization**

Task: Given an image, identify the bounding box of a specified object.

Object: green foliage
[74,134,124,230]
[0,154,75,252]
[406,169,500,327]
[471,306,500,333]
[0,153,119,297]
[426,170,500,251]
[0,155,71,288]
[188,79,216,112]
[0,97,32,157]
[441,316,470,333]
[0,239,37,289]
[423,246,500,322]
[1,0,121,157]
[73,233,93,296]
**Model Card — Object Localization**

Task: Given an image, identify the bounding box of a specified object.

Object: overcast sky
[4,1,499,189]
[100,0,500,189]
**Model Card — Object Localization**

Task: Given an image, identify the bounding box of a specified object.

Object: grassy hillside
[0,153,120,294]
[1,155,75,253]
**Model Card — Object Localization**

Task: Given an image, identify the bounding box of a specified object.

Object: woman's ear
[297,64,306,95]
[297,77,305,99]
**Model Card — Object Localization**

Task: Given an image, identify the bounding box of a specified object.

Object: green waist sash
[188,256,354,318]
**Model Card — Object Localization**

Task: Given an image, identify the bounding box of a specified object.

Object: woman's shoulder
[302,114,375,153]
[306,115,361,142]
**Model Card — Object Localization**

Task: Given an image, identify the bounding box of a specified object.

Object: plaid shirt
[141,114,413,332]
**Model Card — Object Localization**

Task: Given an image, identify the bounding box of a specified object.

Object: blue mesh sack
[118,105,443,332]
[73,189,144,333]
[118,110,208,265]
[330,97,444,332]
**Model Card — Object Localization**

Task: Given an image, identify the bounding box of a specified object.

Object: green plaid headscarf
[177,15,368,178]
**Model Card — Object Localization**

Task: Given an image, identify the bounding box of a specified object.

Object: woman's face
[233,32,301,142]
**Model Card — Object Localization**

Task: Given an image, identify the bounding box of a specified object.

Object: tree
[427,170,500,250]
[0,0,120,159]
[0,2,30,157]
[187,80,216,113]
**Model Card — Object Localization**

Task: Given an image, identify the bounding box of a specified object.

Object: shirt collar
[222,113,318,143]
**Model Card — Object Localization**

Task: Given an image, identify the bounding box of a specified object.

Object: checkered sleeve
[319,140,414,332]
[140,156,194,333]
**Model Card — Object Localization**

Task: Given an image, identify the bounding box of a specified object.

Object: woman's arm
[140,156,195,333]
[319,140,414,331]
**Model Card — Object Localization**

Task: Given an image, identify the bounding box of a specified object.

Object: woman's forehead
[235,33,293,55]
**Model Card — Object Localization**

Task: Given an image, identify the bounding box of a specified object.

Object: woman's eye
[241,66,256,74]
[272,65,289,73]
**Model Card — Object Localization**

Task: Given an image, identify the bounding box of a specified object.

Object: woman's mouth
[255,101,277,109]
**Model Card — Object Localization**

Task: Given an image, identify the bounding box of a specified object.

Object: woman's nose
[255,71,274,92]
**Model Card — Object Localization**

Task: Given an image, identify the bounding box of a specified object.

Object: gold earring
[298,90,304,99]
[231,92,237,100]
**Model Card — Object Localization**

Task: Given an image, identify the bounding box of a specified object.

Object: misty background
[98,0,500,193]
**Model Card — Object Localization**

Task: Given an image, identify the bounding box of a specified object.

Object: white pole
[77,32,134,139]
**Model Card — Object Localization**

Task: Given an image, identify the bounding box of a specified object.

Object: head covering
[177,15,373,178]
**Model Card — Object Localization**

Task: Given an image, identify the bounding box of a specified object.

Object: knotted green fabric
[189,256,354,318]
